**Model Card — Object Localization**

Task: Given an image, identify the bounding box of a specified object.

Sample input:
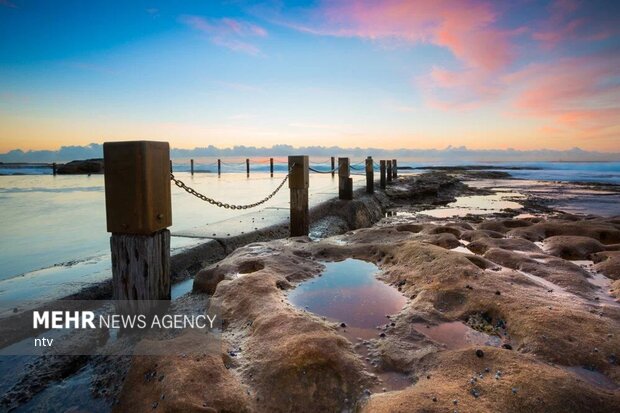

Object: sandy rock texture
[114,211,620,412]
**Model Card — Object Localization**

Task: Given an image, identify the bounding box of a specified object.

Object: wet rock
[507,220,620,244]
[591,251,620,279]
[468,237,543,255]
[543,236,611,260]
[475,349,484,358]
[114,332,254,412]
[56,158,104,174]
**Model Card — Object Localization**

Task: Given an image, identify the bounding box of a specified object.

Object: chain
[309,166,338,174]
[170,165,293,210]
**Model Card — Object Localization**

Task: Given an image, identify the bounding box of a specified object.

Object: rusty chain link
[170,164,294,210]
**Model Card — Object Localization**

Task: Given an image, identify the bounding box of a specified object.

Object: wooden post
[217,159,221,176]
[103,141,172,314]
[270,158,274,177]
[338,157,353,200]
[190,159,194,175]
[393,159,398,178]
[365,156,374,194]
[289,156,309,237]
[380,160,386,189]
[387,160,393,183]
[246,158,250,177]
[331,156,335,177]
[169,160,173,173]
[52,162,57,176]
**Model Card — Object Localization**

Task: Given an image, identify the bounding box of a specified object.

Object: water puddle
[565,366,619,390]
[171,277,194,300]
[572,260,619,308]
[419,193,523,218]
[516,270,569,295]
[412,321,503,350]
[287,259,409,391]
[451,246,472,254]
[288,259,407,338]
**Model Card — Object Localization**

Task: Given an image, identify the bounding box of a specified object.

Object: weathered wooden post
[392,159,398,179]
[52,162,57,176]
[217,159,221,176]
[331,156,336,177]
[270,158,274,177]
[380,160,386,189]
[387,160,393,183]
[365,156,374,194]
[190,159,194,175]
[246,158,250,177]
[289,156,309,237]
[169,160,173,173]
[103,141,172,314]
[338,157,353,200]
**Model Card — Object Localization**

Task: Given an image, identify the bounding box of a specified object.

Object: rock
[591,251,620,279]
[467,237,543,255]
[113,215,620,413]
[56,158,104,174]
[542,236,610,260]
[507,220,620,244]
[475,349,484,358]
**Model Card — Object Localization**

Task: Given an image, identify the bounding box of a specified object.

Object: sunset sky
[0,0,619,153]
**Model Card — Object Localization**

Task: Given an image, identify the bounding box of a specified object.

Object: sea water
[0,171,364,307]
[1,160,618,306]
[4,160,619,185]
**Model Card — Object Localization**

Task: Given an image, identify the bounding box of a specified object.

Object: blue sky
[1,0,619,152]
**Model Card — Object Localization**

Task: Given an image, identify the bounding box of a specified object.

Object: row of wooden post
[185,156,397,181]
[103,141,398,306]
[187,158,276,177]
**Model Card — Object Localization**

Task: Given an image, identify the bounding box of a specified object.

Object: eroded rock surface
[114,213,620,412]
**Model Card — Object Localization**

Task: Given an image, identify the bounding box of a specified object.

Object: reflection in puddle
[412,321,503,350]
[288,259,407,337]
[288,259,409,391]
[419,193,523,218]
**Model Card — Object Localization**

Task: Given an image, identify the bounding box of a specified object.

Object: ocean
[0,160,618,307]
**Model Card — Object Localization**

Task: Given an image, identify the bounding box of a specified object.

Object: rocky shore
[113,173,619,412]
[2,171,619,412]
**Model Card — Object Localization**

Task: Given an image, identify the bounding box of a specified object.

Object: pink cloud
[260,0,619,143]
[272,0,517,108]
[301,0,512,71]
[180,15,267,56]
[505,54,620,138]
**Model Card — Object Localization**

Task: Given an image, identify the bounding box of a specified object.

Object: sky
[0,0,619,153]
